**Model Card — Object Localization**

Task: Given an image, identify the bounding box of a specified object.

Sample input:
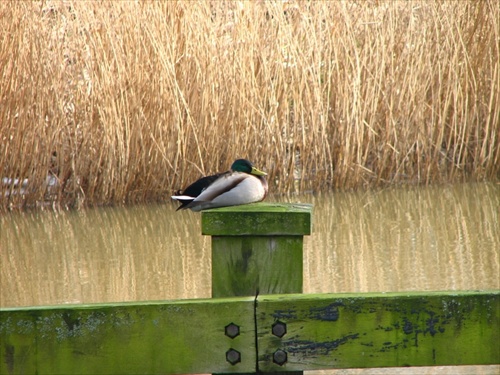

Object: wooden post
[202,202,312,373]
[202,203,312,298]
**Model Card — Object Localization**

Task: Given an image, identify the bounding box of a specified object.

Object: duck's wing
[185,173,265,211]
[172,172,226,210]
[180,173,224,197]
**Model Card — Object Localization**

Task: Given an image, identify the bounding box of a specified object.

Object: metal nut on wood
[226,348,241,365]
[225,323,240,338]
[272,321,287,338]
[273,349,287,365]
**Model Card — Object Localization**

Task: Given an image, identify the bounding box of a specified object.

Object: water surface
[1,182,498,307]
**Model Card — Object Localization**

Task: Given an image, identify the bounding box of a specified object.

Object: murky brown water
[1,182,499,374]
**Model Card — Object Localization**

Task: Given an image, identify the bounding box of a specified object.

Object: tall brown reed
[1,1,498,209]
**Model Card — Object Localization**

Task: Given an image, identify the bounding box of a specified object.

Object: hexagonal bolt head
[226,348,241,365]
[272,321,287,338]
[273,349,287,366]
[225,323,240,338]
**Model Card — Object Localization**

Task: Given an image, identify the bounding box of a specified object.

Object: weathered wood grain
[256,291,500,371]
[0,298,256,375]
[204,203,312,299]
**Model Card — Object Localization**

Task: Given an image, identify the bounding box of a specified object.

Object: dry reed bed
[0,1,498,209]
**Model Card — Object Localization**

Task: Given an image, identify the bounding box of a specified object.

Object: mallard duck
[171,159,268,211]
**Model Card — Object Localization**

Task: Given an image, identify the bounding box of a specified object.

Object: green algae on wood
[201,203,312,236]
[205,202,311,375]
[204,203,312,298]
[0,297,256,375]
[1,291,498,374]
[256,290,500,371]
[211,235,304,297]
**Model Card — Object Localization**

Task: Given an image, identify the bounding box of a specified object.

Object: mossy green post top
[201,202,312,236]
[205,202,312,299]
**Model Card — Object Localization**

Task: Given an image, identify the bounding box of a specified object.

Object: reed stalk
[1,1,498,209]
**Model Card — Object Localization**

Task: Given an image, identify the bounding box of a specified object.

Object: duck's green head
[231,159,267,176]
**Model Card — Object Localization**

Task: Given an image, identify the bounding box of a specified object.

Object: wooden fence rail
[1,291,498,374]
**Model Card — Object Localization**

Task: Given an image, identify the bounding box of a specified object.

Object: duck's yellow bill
[251,167,267,176]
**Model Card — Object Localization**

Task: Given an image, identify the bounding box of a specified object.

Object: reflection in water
[298,182,500,294]
[1,183,498,308]
[1,183,498,374]
[1,205,212,307]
